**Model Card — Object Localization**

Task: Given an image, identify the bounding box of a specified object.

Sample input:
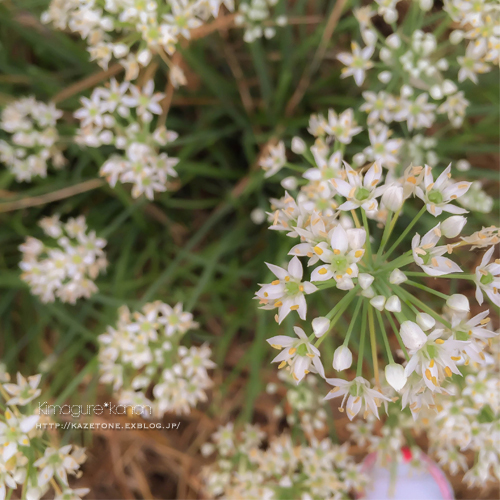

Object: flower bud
[291,136,306,154]
[441,216,467,238]
[370,295,386,311]
[378,71,392,84]
[362,29,377,47]
[389,269,407,285]
[353,152,366,166]
[446,294,470,313]
[416,313,435,331]
[385,295,401,312]
[456,159,471,172]
[385,363,407,391]
[358,273,374,290]
[400,321,427,350]
[333,346,352,371]
[250,208,266,225]
[382,185,404,212]
[442,80,457,95]
[361,286,375,298]
[281,176,298,191]
[449,30,464,45]
[312,317,330,338]
[386,34,401,49]
[429,84,443,100]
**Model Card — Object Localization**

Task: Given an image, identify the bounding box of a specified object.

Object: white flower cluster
[445,0,499,82]
[235,0,287,43]
[0,372,89,500]
[267,370,328,436]
[41,0,233,81]
[74,79,179,199]
[19,215,107,304]
[339,1,497,136]
[98,301,215,417]
[256,108,500,423]
[0,97,65,182]
[201,423,367,499]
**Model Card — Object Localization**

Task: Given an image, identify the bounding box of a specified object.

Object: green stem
[404,280,450,300]
[375,208,398,263]
[383,205,427,261]
[367,304,380,387]
[374,251,413,275]
[361,209,373,264]
[396,285,452,328]
[315,287,359,347]
[385,311,409,361]
[343,298,363,346]
[404,271,475,280]
[375,309,394,363]
[356,301,368,378]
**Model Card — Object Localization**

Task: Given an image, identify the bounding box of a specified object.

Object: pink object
[359,450,455,500]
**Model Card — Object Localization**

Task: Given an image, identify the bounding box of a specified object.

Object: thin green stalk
[404,279,450,300]
[367,304,380,387]
[404,271,475,280]
[316,287,359,347]
[375,209,396,263]
[361,209,373,264]
[375,309,394,363]
[343,298,363,347]
[383,205,427,261]
[385,311,409,361]
[395,285,452,328]
[356,301,368,378]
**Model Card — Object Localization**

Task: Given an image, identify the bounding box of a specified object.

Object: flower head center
[355,187,370,201]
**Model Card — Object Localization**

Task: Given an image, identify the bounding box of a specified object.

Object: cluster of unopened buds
[19,215,107,304]
[201,421,367,499]
[0,97,65,182]
[256,111,499,424]
[98,301,215,417]
[41,0,234,82]
[0,369,89,500]
[74,79,179,199]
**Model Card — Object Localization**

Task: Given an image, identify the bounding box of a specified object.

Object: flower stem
[356,300,368,378]
[404,279,450,300]
[343,298,363,347]
[361,209,373,264]
[375,309,394,363]
[382,205,427,261]
[385,311,409,361]
[375,208,399,263]
[367,304,380,388]
[404,271,475,280]
[351,209,361,229]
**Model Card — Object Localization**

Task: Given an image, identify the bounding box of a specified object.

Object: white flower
[259,141,286,178]
[3,373,41,406]
[337,42,374,86]
[385,363,407,392]
[324,376,390,420]
[412,223,462,276]
[122,80,164,119]
[400,321,463,391]
[415,164,471,216]
[332,161,386,212]
[323,108,362,144]
[256,256,317,323]
[474,246,500,306]
[360,91,396,125]
[34,445,81,487]
[310,224,366,290]
[364,126,403,169]
[267,326,325,383]
[0,410,39,461]
[332,346,352,371]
